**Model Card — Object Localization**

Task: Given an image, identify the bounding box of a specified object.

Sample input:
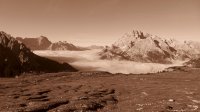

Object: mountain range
[16,37,103,51]
[99,30,200,64]
[0,31,77,77]
[16,36,51,50]
[1,29,200,77]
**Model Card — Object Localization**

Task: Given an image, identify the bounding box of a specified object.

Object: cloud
[34,50,183,74]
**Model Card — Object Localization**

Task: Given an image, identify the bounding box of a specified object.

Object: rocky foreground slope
[0,68,200,112]
[0,31,77,77]
[100,30,200,64]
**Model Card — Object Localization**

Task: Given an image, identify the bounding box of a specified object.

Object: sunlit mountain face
[99,30,200,64]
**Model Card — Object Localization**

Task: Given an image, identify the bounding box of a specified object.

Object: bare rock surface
[0,69,200,112]
[16,36,52,50]
[100,30,200,64]
[16,37,89,51]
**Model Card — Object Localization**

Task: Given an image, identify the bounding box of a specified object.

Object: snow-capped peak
[100,30,200,64]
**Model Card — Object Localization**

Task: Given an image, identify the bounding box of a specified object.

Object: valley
[33,50,183,74]
[1,0,199,111]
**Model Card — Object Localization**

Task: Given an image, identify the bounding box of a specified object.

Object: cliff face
[99,30,200,64]
[16,37,88,51]
[16,36,52,50]
[0,31,77,77]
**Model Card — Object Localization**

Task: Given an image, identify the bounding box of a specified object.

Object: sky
[0,0,200,46]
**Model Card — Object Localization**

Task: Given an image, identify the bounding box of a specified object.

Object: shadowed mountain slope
[16,36,52,50]
[16,37,88,51]
[0,31,77,77]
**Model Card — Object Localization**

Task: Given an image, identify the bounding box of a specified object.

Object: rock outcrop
[0,31,77,77]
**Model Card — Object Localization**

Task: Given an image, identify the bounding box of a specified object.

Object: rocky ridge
[0,31,77,77]
[48,41,85,51]
[16,36,52,50]
[99,30,200,63]
[16,37,91,51]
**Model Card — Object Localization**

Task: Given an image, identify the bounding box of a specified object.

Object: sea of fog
[33,49,184,74]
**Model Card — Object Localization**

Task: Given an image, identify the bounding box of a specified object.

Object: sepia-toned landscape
[0,0,200,112]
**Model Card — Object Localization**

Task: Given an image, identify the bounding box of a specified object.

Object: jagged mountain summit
[16,37,88,51]
[0,31,77,77]
[99,30,200,64]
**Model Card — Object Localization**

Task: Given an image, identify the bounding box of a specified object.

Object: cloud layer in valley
[34,50,183,74]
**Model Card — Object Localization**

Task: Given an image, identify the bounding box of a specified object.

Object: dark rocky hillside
[0,31,77,77]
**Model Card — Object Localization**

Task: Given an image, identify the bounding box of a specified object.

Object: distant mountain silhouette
[16,36,52,50]
[85,45,104,50]
[48,41,86,51]
[16,37,90,51]
[0,31,77,77]
[99,30,200,63]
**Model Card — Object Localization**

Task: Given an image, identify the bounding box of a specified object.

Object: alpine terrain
[0,31,77,77]
[16,37,87,51]
[99,30,200,64]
